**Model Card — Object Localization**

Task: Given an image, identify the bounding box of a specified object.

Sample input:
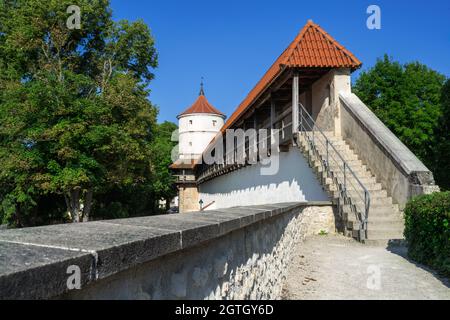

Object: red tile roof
[178,94,225,118]
[220,20,362,132]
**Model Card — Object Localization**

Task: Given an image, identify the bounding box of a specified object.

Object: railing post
[299,104,303,132]
[364,190,369,238]
[326,139,329,168]
[343,162,347,192]
[312,126,315,145]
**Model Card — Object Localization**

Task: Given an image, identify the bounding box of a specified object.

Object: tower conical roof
[178,89,225,118]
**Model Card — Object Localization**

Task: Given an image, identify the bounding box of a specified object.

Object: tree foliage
[353,55,448,189]
[434,79,450,189]
[0,0,176,226]
[151,121,178,208]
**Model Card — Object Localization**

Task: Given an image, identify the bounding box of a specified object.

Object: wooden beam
[270,95,275,132]
[292,73,299,135]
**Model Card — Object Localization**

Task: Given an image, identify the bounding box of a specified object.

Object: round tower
[177,83,226,160]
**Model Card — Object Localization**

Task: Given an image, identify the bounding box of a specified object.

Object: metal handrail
[197,116,291,181]
[298,103,370,240]
[200,201,216,211]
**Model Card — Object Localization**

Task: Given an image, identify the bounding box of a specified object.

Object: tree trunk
[165,197,171,211]
[15,203,22,228]
[65,189,81,223]
[82,188,93,222]
[65,188,94,223]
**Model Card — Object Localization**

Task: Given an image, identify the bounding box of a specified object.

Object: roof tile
[178,94,225,117]
[221,20,361,132]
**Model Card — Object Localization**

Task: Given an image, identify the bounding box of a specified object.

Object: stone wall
[309,68,351,135]
[0,202,333,299]
[63,203,333,300]
[340,93,439,209]
[179,184,199,213]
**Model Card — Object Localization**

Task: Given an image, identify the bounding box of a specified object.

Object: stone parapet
[0,201,333,299]
[339,93,439,209]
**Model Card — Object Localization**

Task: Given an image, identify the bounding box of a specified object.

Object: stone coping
[0,201,330,299]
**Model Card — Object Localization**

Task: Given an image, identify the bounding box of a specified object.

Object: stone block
[0,222,181,279]
[0,242,93,299]
[104,214,218,249]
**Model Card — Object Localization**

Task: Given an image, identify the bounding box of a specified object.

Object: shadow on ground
[386,242,450,289]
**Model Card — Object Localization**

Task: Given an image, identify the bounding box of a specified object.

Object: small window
[189,120,193,125]
[212,120,217,126]
[189,141,192,146]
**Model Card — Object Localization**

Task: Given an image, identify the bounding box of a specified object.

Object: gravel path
[282,234,450,300]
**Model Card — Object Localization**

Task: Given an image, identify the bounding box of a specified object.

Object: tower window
[189,141,192,146]
[212,120,217,126]
[189,120,193,125]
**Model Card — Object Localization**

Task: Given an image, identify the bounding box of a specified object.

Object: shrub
[404,192,450,276]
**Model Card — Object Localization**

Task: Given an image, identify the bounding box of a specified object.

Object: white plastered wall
[198,146,329,209]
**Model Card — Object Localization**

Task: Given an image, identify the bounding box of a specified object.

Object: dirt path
[282,234,450,300]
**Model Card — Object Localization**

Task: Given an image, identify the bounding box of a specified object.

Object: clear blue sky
[110,0,450,123]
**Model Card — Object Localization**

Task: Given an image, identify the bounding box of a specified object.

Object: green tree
[92,121,178,219]
[152,121,178,210]
[0,0,158,225]
[433,79,450,190]
[353,55,447,187]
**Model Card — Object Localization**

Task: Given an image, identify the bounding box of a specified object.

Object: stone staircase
[297,131,405,245]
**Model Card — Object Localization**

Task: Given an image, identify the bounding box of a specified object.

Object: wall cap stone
[0,201,325,299]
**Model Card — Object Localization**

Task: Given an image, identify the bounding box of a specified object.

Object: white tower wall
[178,113,225,160]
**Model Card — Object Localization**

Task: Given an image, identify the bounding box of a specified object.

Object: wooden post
[270,95,275,132]
[270,96,275,154]
[253,114,258,162]
[292,73,299,135]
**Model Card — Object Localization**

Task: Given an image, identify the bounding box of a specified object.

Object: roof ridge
[282,21,361,68]
[306,22,361,66]
[179,94,225,117]
[281,21,313,65]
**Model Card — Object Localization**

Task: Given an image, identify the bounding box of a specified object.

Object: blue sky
[110,0,450,123]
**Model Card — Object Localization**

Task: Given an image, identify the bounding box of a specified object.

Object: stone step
[312,136,346,145]
[315,143,355,155]
[362,239,406,246]
[335,181,383,191]
[342,203,400,216]
[332,189,388,199]
[349,196,393,206]
[316,151,359,162]
[330,168,375,180]
[328,174,377,187]
[356,229,404,240]
[313,164,371,180]
[303,146,357,163]
[327,161,368,173]
[368,204,400,216]
[325,184,338,192]
[341,208,399,223]
[347,219,404,231]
